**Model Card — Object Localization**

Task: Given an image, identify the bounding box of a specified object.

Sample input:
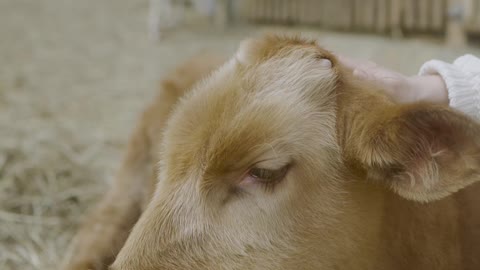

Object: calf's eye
[248,166,289,183]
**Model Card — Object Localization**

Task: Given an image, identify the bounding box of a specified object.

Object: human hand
[338,55,449,105]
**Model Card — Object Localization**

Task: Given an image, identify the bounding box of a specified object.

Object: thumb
[353,69,372,81]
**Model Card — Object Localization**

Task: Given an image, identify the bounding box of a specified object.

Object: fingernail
[319,59,332,68]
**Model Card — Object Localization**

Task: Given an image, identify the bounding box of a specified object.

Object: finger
[353,69,372,81]
[318,58,332,68]
[361,60,378,70]
[337,54,378,72]
[336,54,363,70]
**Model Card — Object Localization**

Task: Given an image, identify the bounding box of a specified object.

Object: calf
[64,35,480,270]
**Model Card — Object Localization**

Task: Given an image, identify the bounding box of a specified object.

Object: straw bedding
[0,2,241,268]
[1,1,478,269]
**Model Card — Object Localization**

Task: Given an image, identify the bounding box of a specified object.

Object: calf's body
[63,36,480,270]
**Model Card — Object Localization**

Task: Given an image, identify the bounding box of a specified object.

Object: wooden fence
[231,0,480,44]
[467,0,480,32]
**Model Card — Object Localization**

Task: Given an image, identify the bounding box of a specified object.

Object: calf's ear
[342,94,480,202]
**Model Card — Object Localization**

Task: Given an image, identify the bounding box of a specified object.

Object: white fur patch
[235,39,255,65]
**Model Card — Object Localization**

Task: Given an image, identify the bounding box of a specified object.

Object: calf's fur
[63,35,480,270]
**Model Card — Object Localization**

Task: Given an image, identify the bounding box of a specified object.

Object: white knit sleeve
[418,54,480,120]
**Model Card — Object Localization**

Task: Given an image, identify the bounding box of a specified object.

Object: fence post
[214,0,229,29]
[446,0,467,46]
[390,0,403,38]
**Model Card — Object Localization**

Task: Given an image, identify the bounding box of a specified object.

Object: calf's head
[112,35,480,269]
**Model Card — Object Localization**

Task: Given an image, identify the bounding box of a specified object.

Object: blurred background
[1,0,479,269]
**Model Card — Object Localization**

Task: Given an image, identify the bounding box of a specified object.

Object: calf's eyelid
[251,156,291,171]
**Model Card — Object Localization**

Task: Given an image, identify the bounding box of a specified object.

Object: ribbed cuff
[419,59,479,118]
[453,54,480,73]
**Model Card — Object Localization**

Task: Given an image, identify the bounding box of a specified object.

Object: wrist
[408,75,449,104]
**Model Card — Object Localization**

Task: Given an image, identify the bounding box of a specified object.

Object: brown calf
[63,35,480,270]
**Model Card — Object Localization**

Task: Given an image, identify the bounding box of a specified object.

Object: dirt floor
[1,0,479,269]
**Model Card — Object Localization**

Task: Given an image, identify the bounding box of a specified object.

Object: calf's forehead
[163,44,339,178]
